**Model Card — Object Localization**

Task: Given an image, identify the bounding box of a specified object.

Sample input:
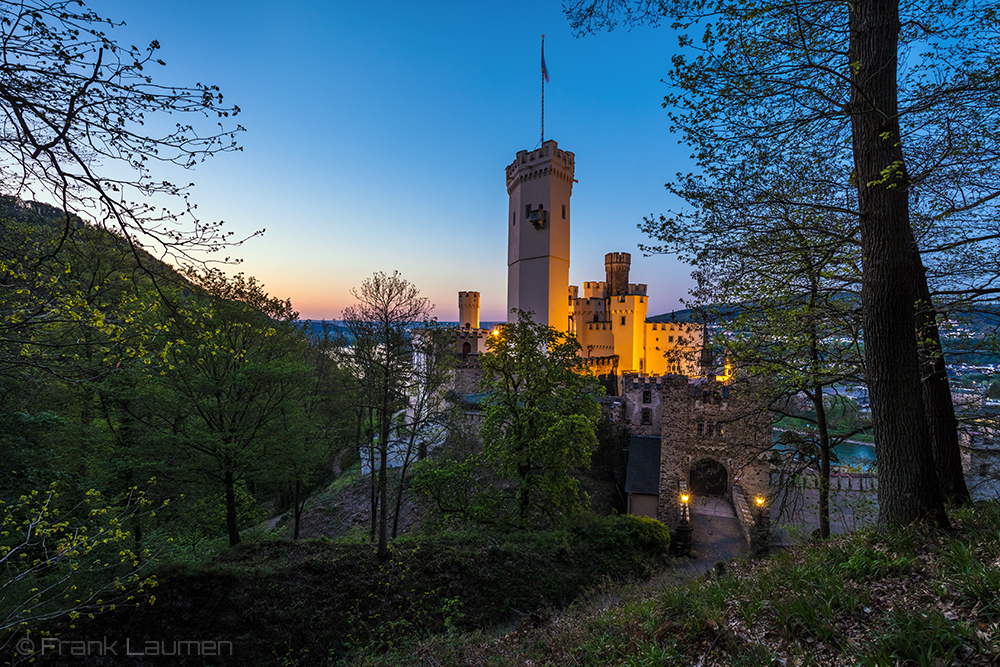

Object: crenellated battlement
[605,252,631,266]
[622,372,665,389]
[506,140,576,195]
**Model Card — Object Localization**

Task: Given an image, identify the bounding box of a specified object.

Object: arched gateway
[620,374,772,529]
[690,458,728,496]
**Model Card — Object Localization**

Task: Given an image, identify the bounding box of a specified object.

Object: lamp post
[673,492,693,557]
[752,495,769,555]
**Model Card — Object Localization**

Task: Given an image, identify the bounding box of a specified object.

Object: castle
[458,139,704,392]
[449,139,770,533]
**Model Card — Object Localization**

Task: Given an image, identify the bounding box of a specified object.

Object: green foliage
[478,311,603,527]
[142,268,314,547]
[0,482,163,645]
[410,455,505,526]
[858,609,979,667]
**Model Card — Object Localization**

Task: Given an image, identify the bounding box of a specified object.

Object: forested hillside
[1,202,356,641]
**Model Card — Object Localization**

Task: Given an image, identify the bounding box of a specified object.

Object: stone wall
[656,375,772,527]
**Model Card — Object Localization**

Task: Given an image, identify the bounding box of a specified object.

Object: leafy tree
[140,269,312,547]
[0,0,245,633]
[479,311,603,526]
[0,482,163,649]
[341,271,434,560]
[272,323,355,540]
[646,155,868,537]
[562,0,1000,526]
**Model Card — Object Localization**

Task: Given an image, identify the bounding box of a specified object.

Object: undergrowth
[361,501,1000,667]
[14,514,669,666]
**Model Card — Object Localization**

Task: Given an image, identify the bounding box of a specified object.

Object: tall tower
[505,139,575,330]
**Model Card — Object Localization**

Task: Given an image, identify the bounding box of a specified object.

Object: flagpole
[541,34,545,148]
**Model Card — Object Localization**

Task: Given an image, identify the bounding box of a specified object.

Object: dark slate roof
[645,303,743,324]
[457,393,488,406]
[645,309,701,324]
[625,435,661,496]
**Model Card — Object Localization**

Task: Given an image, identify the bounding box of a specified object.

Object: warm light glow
[754,495,765,506]
[680,493,690,504]
[490,327,500,337]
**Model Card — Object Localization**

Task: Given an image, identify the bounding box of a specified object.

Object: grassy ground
[10,493,999,666]
[365,501,1000,667]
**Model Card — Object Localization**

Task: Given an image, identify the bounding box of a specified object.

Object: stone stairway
[690,496,736,518]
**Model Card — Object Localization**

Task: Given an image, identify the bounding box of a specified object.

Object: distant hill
[0,195,188,285]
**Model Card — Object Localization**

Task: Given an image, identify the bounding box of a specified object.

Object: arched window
[462,341,471,360]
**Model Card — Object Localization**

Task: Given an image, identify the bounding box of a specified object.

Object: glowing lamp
[754,495,765,507]
[680,493,690,504]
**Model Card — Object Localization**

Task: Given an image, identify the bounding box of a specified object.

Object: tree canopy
[563,0,1000,526]
[479,311,603,526]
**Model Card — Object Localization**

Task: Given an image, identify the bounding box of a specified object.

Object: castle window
[512,211,515,226]
[525,204,531,219]
[621,316,626,325]
[697,422,705,435]
[641,408,652,425]
[562,204,566,219]
[462,341,471,361]
[707,422,715,436]
[642,389,651,404]
[718,424,725,436]
[669,336,674,342]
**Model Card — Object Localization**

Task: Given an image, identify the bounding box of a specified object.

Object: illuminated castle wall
[569,251,703,379]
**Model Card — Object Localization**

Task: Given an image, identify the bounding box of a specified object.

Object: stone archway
[690,458,728,496]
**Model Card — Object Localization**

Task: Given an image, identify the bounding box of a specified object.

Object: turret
[458,291,480,330]
[605,252,631,296]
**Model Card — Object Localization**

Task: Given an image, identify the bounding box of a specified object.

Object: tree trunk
[813,385,831,540]
[849,0,948,528]
[367,406,377,543]
[378,435,390,561]
[377,391,390,561]
[807,272,831,539]
[911,242,971,504]
[224,468,241,547]
[391,429,418,538]
[517,462,531,526]
[293,478,302,540]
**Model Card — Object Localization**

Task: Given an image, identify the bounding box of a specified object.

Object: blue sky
[92,0,697,321]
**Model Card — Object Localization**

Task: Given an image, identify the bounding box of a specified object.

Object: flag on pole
[541,49,549,82]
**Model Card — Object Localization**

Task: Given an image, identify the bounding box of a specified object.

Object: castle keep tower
[506,140,575,330]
